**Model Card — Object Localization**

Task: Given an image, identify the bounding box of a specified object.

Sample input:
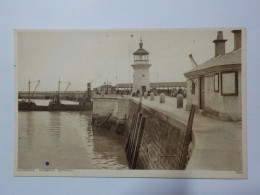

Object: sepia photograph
[14,28,246,178]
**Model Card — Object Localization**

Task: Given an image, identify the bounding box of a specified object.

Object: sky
[16,29,235,91]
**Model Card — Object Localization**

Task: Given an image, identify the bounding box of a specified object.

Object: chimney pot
[213,31,227,57]
[232,30,241,51]
[217,31,224,39]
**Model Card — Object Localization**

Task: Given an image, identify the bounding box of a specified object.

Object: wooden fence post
[179,104,196,170]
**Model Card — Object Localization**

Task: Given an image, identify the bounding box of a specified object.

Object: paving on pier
[132,95,242,172]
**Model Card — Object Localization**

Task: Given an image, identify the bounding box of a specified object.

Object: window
[214,73,219,92]
[221,71,238,96]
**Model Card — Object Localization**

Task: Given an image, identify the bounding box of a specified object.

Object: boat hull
[18,102,93,111]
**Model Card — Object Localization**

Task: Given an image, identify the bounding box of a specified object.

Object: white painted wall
[204,71,241,120]
[93,98,130,120]
[186,70,241,121]
[132,64,151,92]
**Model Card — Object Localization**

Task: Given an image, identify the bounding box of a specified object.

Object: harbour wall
[92,97,190,170]
[93,97,130,120]
[126,100,187,169]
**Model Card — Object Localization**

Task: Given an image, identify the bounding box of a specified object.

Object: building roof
[133,48,149,55]
[185,49,241,74]
[150,82,187,88]
[99,84,115,89]
[133,41,149,55]
[115,82,186,88]
[115,83,133,88]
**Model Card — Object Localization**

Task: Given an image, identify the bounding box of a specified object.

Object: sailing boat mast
[28,77,40,102]
[58,77,71,97]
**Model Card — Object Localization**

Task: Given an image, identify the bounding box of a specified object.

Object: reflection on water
[48,112,61,147]
[25,112,34,146]
[18,111,128,169]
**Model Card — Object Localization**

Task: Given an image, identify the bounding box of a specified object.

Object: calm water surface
[18,100,128,169]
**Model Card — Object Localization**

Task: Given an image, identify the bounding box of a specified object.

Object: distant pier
[18,91,88,102]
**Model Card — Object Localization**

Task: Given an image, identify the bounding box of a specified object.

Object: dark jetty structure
[18,82,93,111]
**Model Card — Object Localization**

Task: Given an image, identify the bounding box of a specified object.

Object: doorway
[142,86,146,95]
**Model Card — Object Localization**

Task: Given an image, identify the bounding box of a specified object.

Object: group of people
[132,89,155,97]
[94,87,186,98]
[132,87,186,98]
[95,89,132,96]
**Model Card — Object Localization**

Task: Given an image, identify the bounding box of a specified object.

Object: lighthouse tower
[131,39,152,94]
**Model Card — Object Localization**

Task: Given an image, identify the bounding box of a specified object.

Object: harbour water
[18,99,128,170]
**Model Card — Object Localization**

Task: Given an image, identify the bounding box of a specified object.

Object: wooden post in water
[126,95,142,150]
[126,113,138,155]
[128,112,142,163]
[125,112,137,151]
[126,112,139,161]
[178,104,196,170]
[129,113,142,165]
[130,116,146,169]
[126,95,143,161]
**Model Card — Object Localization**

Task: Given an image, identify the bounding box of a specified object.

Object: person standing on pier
[136,89,140,97]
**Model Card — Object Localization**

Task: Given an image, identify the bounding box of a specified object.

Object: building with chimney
[131,39,152,94]
[184,30,242,121]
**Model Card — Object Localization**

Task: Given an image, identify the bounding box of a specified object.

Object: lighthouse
[131,39,152,94]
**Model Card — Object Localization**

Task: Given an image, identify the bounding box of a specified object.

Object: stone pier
[92,95,242,171]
